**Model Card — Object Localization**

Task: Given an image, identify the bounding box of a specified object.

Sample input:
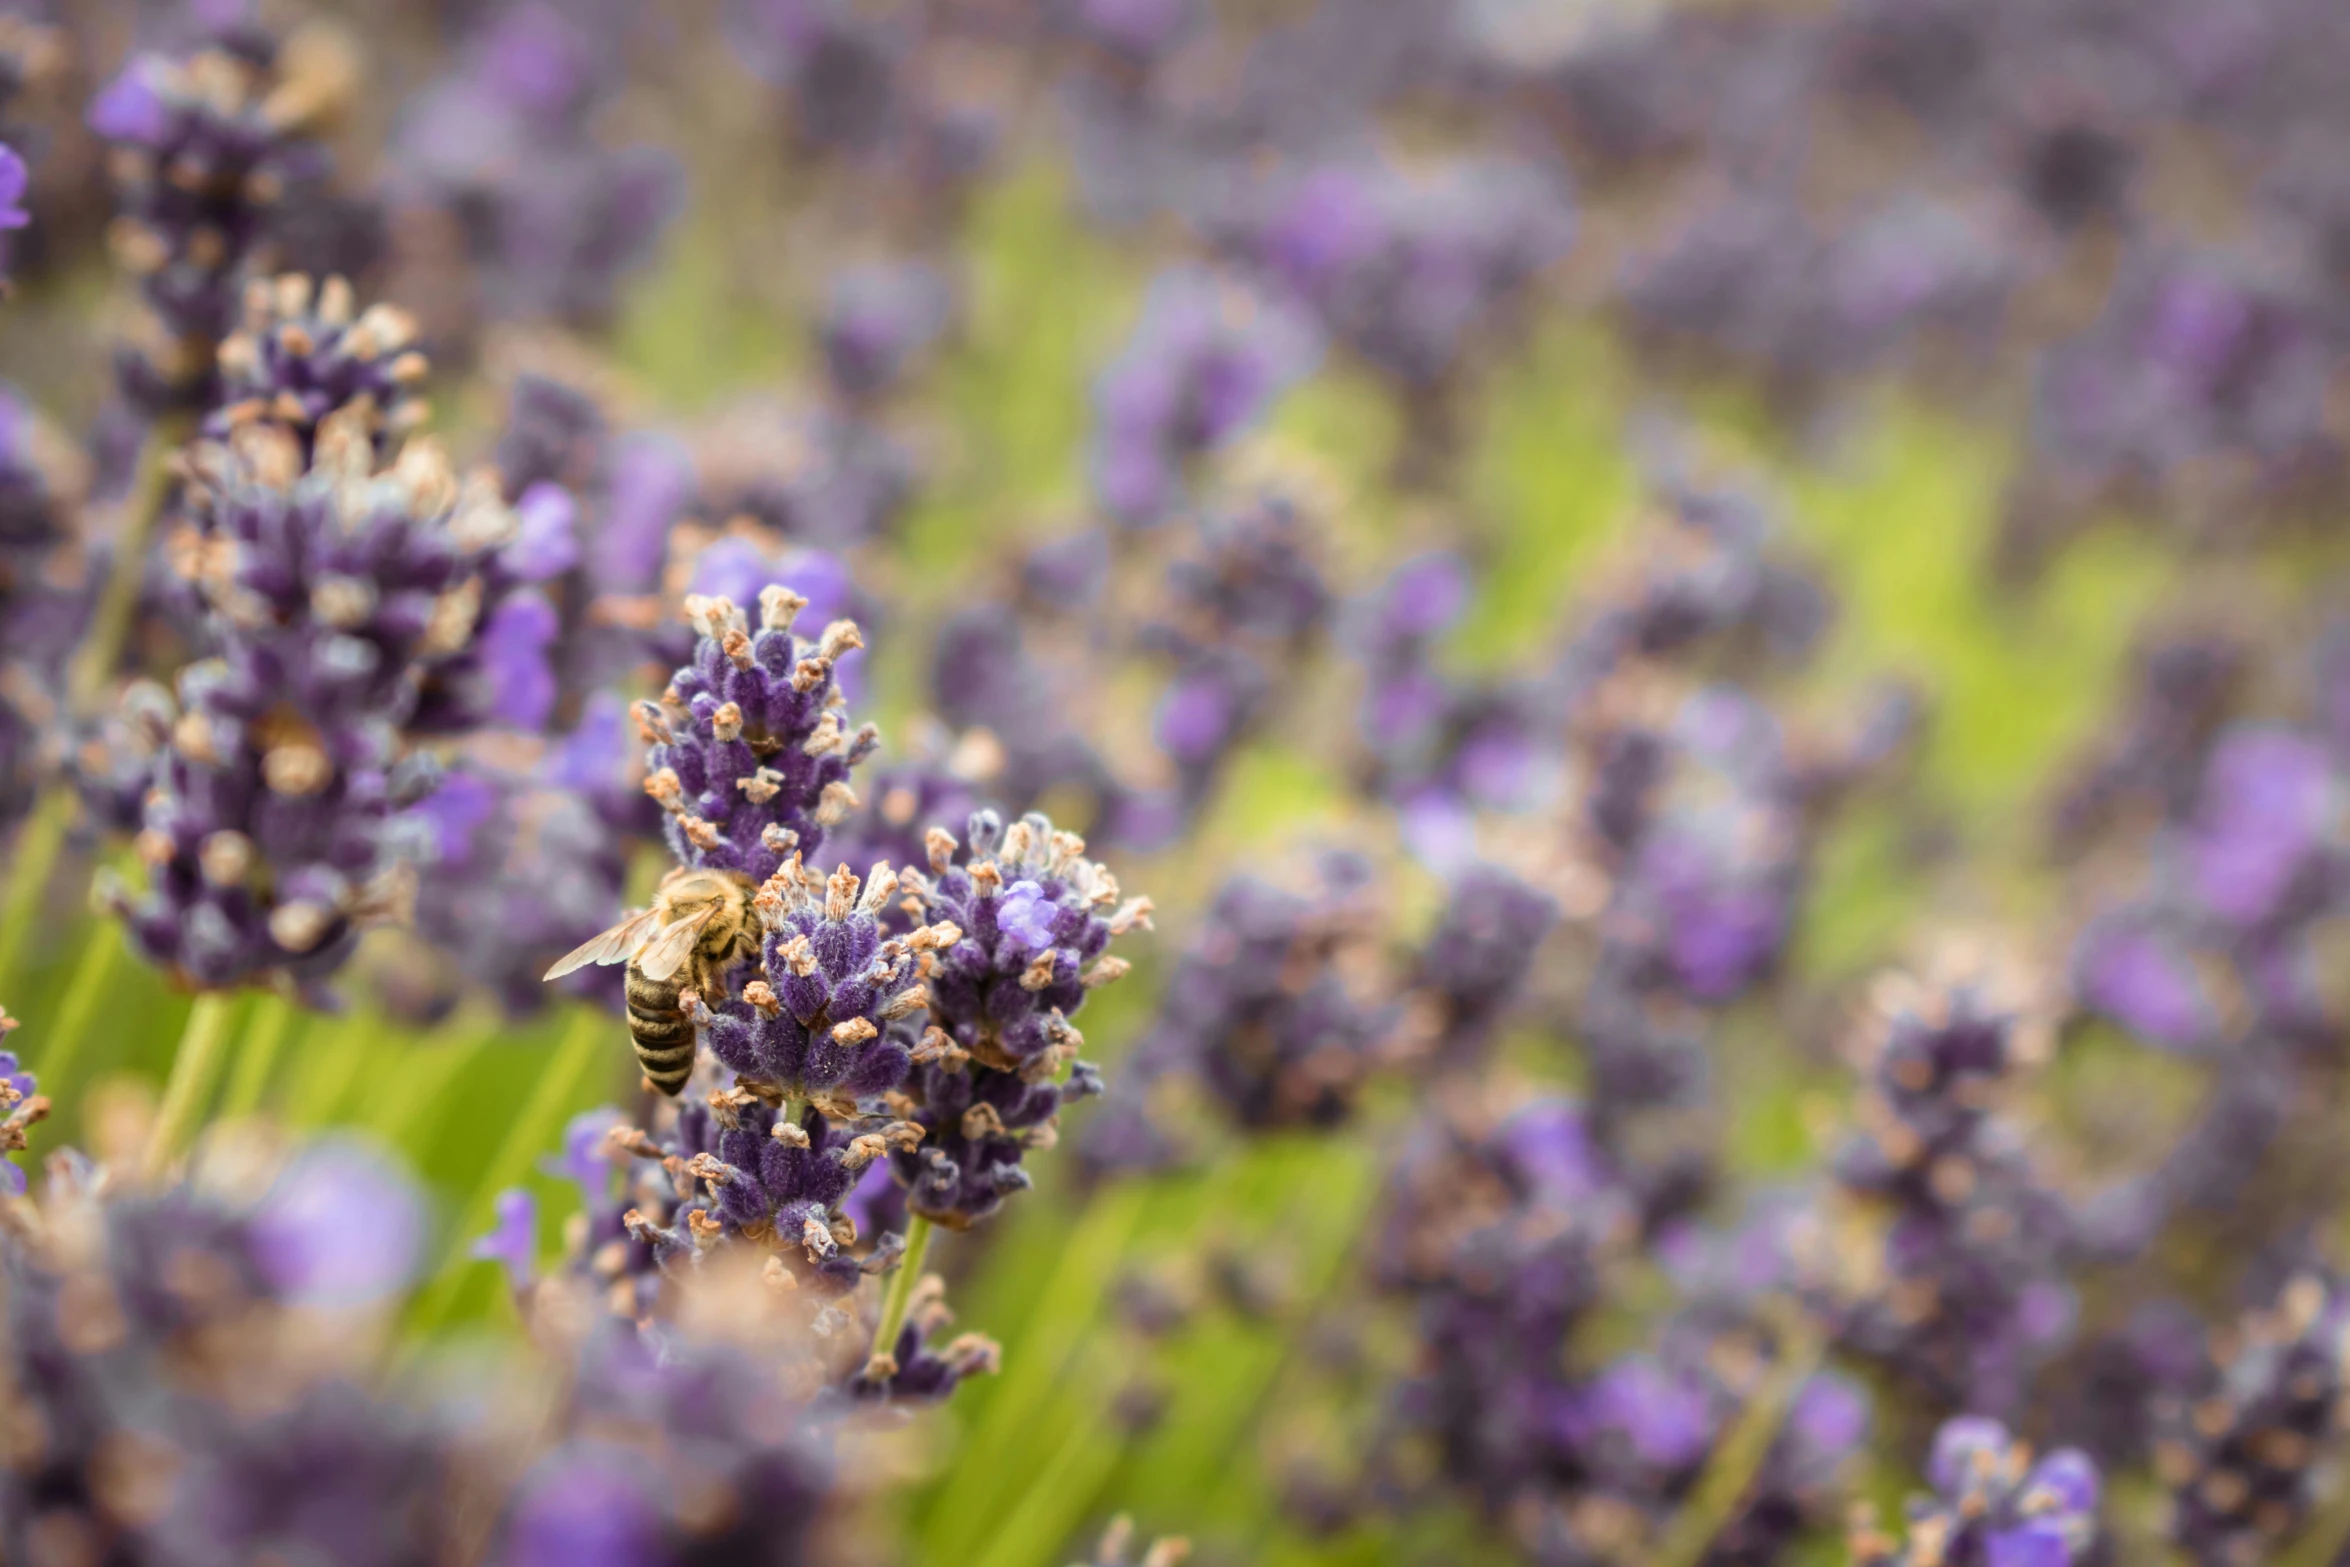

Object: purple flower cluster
[88,32,344,411]
[101,387,563,993]
[390,0,683,326]
[2151,1273,2350,1563]
[1375,1092,1861,1564]
[890,810,1144,1226]
[1141,487,1331,818]
[1850,1416,2100,1566]
[637,588,877,886]
[206,272,429,456]
[0,384,81,825]
[1816,983,2075,1415]
[392,755,628,1019]
[696,858,947,1101]
[1350,550,1551,869]
[1134,856,1390,1136]
[1409,862,1559,1063]
[1090,266,1319,527]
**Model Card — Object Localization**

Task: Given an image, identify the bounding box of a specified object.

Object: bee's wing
[543,906,664,981]
[634,907,717,984]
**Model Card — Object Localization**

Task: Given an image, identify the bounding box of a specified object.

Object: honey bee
[545,867,760,1095]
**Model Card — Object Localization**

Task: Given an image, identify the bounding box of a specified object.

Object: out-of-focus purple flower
[248,1139,427,1309]
[1090,265,1320,526]
[504,482,582,582]
[1855,1416,2099,1566]
[2072,913,2220,1053]
[819,258,953,403]
[0,143,28,233]
[391,5,682,325]
[541,1107,626,1190]
[502,1446,663,1567]
[2185,726,2336,930]
[1118,857,1390,1138]
[2153,1273,2350,1564]
[477,591,563,731]
[92,39,347,411]
[1250,155,1573,391]
[473,1187,539,1290]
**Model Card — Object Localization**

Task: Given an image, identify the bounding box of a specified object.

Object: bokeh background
[7,0,2350,1564]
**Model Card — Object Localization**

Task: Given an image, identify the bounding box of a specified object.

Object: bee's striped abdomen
[625,967,696,1096]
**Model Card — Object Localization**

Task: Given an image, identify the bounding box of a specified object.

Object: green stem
[868,1213,935,1374]
[0,790,73,1002]
[68,417,188,712]
[1651,1300,1826,1567]
[218,992,298,1119]
[143,991,235,1179]
[406,1006,611,1336]
[29,919,123,1108]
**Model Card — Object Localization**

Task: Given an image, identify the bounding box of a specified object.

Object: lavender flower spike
[637,588,879,887]
[1850,1416,2099,1566]
[890,809,1147,1227]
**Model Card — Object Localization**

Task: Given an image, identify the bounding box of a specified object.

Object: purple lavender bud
[1140,857,1388,1135]
[391,7,682,326]
[475,590,563,730]
[93,38,345,410]
[892,809,1143,1226]
[2071,912,2221,1054]
[401,761,628,1018]
[0,142,26,235]
[503,1325,837,1567]
[206,274,429,456]
[1854,1417,2099,1567]
[1089,265,1320,526]
[504,482,582,583]
[819,258,953,403]
[474,1187,540,1289]
[640,589,877,884]
[848,1273,1001,1404]
[102,409,533,993]
[246,1138,427,1309]
[1828,986,2076,1412]
[2184,725,2336,931]
[502,1446,662,1567]
[1414,863,1558,1058]
[496,376,607,500]
[2153,1273,2350,1563]
[693,860,927,1102]
[1253,156,1572,391]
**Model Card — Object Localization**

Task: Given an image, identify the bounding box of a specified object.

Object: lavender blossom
[1151,858,1391,1132]
[99,401,543,991]
[90,35,344,410]
[2152,1273,2350,1564]
[1090,266,1319,527]
[818,258,953,405]
[1850,1416,2100,1566]
[692,858,950,1103]
[1816,983,2075,1414]
[1410,862,1558,1061]
[637,588,877,887]
[395,757,629,1018]
[206,272,429,455]
[1141,488,1331,814]
[390,0,683,325]
[889,809,1146,1227]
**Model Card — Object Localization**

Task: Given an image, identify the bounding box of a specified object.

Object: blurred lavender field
[4,1,2350,1565]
